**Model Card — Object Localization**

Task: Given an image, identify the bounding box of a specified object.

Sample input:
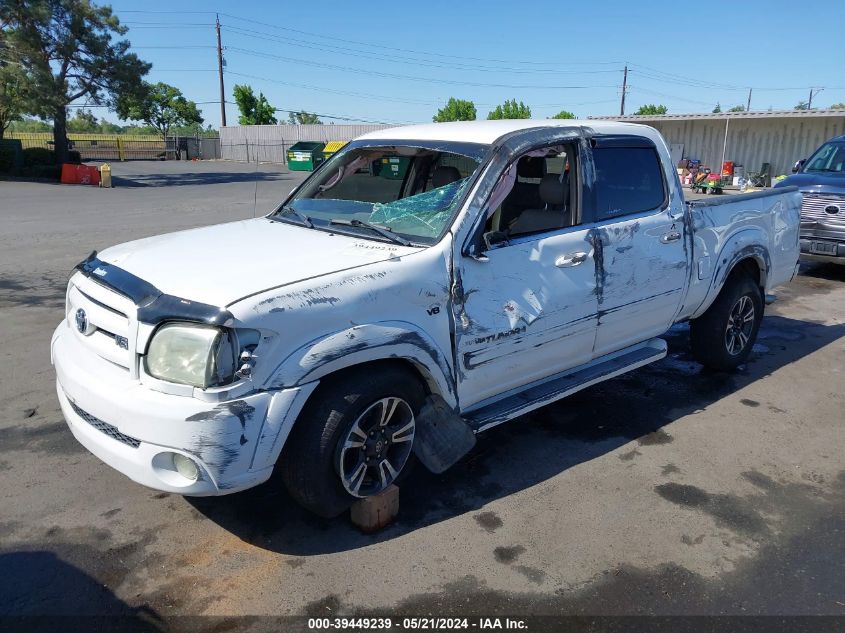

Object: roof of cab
[356,119,661,146]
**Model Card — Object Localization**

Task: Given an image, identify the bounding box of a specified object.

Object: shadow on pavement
[188,313,845,556]
[112,170,291,188]
[0,551,163,629]
[799,261,845,282]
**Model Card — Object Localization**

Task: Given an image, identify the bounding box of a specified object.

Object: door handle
[555,252,588,267]
[660,231,682,243]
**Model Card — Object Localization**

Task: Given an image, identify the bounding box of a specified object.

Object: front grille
[801,193,845,224]
[68,283,134,370]
[70,400,141,449]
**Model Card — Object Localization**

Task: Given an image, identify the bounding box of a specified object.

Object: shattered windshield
[275,141,487,245]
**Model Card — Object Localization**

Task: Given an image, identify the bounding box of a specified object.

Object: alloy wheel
[724,295,755,356]
[337,397,415,498]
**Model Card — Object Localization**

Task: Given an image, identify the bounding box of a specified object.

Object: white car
[52,120,801,517]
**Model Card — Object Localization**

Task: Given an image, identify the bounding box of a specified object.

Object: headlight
[145,323,237,388]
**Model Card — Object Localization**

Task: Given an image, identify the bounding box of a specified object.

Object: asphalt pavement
[1,160,843,626]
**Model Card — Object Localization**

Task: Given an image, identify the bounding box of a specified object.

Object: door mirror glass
[792,159,806,174]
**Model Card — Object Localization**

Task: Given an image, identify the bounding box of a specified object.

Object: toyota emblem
[75,308,89,334]
[824,205,840,215]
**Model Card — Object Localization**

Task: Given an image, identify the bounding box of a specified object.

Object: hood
[775,173,845,193]
[98,218,419,307]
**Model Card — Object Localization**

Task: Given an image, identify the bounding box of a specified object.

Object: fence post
[117,137,125,161]
[245,138,249,163]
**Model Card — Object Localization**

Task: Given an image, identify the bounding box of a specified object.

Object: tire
[690,272,763,371]
[279,364,425,518]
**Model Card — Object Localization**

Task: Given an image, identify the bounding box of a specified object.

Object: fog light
[172,453,199,481]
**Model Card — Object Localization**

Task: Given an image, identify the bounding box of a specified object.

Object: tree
[728,105,746,112]
[487,99,531,120]
[8,116,51,132]
[0,59,28,138]
[288,110,322,125]
[433,97,476,122]
[712,103,722,113]
[67,108,99,132]
[634,104,668,115]
[831,102,845,109]
[1,0,150,162]
[794,101,810,110]
[115,81,203,140]
[233,84,277,125]
[551,110,576,119]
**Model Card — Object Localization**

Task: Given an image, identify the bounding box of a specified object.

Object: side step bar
[467,338,668,433]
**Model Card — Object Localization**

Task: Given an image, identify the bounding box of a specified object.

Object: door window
[592,147,667,220]
[485,145,578,240]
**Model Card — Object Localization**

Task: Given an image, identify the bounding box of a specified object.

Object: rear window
[593,147,666,220]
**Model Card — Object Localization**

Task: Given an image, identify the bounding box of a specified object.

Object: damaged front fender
[266,322,457,407]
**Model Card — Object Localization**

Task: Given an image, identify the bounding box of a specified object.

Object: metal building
[220,124,390,164]
[590,109,845,180]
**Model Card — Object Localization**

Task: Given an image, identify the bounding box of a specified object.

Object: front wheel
[279,365,424,518]
[690,273,763,371]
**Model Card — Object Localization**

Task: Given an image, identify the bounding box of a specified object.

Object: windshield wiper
[276,205,314,228]
[329,218,412,246]
[807,168,843,173]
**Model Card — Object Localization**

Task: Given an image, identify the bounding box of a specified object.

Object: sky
[97,0,845,128]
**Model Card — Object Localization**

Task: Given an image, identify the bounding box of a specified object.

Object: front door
[451,142,598,410]
[453,229,599,409]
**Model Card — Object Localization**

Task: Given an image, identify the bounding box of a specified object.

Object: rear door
[587,136,688,356]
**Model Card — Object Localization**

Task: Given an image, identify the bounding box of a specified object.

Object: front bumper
[799,237,845,264]
[52,321,315,496]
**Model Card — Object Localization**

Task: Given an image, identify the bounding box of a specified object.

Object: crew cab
[775,134,845,264]
[51,120,801,517]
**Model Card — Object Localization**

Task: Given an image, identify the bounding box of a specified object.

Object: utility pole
[620,65,628,116]
[746,88,752,112]
[216,14,227,127]
[808,87,823,109]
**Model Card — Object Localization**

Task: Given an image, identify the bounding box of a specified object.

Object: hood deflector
[75,252,234,327]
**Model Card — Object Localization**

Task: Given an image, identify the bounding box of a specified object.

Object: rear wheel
[280,365,424,518]
[690,272,763,371]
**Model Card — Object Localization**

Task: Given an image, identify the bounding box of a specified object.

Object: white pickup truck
[52,120,801,517]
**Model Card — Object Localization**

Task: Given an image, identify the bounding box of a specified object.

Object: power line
[225,47,618,90]
[215,99,407,125]
[118,9,622,68]
[221,24,622,76]
[224,70,441,106]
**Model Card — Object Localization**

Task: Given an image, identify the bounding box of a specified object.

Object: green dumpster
[374,156,410,180]
[287,141,326,171]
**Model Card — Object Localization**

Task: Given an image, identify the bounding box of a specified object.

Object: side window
[593,147,666,221]
[485,145,578,240]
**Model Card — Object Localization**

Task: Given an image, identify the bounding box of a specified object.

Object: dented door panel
[592,210,688,356]
[452,229,598,410]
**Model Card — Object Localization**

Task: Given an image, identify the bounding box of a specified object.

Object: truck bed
[676,186,802,321]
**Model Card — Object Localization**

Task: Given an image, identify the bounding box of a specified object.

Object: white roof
[356,119,659,145]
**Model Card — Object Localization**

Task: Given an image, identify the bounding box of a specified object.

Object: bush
[23,147,56,167]
[24,164,61,180]
[0,144,17,173]
[67,150,82,164]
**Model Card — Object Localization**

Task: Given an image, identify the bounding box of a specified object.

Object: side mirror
[792,159,806,174]
[483,231,509,250]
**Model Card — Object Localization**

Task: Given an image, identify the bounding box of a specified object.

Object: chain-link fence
[7,133,220,161]
[220,140,291,164]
